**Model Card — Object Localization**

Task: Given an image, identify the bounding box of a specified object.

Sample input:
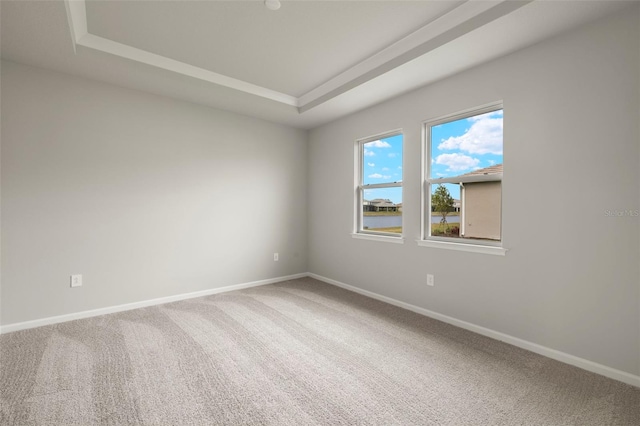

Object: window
[422,103,504,251]
[354,131,403,240]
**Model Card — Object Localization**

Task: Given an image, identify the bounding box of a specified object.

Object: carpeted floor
[1,277,639,425]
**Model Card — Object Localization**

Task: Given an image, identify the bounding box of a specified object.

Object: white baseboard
[308,273,640,389]
[0,273,307,334]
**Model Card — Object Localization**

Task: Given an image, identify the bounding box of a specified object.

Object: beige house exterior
[462,180,501,240]
[456,164,502,240]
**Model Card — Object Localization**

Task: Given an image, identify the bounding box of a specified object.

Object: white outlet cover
[70,274,83,287]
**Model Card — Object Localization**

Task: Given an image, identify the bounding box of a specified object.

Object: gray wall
[1,61,308,325]
[308,6,640,376]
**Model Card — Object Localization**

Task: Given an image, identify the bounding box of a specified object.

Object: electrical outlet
[274,253,279,261]
[427,274,435,287]
[70,274,82,288]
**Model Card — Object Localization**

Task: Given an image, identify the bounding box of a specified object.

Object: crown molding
[77,33,299,107]
[64,0,530,113]
[297,0,530,112]
[63,0,87,54]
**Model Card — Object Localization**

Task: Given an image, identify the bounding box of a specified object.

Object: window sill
[352,233,405,244]
[417,239,507,256]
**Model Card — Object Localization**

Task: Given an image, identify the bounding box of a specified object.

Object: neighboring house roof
[370,198,393,204]
[455,164,503,178]
[363,198,398,208]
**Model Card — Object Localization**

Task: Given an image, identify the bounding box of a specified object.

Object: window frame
[353,129,404,242]
[420,102,506,255]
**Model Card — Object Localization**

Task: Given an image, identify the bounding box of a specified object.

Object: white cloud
[468,110,502,122]
[398,166,402,169]
[435,153,480,172]
[364,149,375,157]
[438,112,503,155]
[388,153,398,158]
[368,173,391,179]
[367,162,375,167]
[365,140,391,148]
[382,167,389,171]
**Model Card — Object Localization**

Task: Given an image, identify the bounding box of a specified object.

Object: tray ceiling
[1,1,631,129]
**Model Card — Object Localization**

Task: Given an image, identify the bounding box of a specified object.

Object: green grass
[433,211,460,217]
[431,221,460,236]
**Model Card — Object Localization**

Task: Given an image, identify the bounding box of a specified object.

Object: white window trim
[416,239,506,255]
[420,102,505,254]
[352,233,405,244]
[354,129,403,242]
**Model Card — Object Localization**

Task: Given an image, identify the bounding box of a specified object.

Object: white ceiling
[1,1,631,129]
[85,0,464,97]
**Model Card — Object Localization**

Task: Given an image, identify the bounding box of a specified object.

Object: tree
[432,184,454,227]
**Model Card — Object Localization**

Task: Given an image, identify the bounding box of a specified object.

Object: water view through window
[360,133,403,235]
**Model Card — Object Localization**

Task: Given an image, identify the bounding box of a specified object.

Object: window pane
[429,181,502,241]
[430,183,461,237]
[427,107,503,243]
[462,180,501,241]
[430,110,503,180]
[363,134,403,185]
[363,187,402,234]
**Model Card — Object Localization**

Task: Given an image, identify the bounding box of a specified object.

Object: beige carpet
[1,277,638,425]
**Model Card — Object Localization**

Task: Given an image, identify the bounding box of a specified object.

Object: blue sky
[363,133,403,204]
[361,110,503,203]
[430,109,503,199]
